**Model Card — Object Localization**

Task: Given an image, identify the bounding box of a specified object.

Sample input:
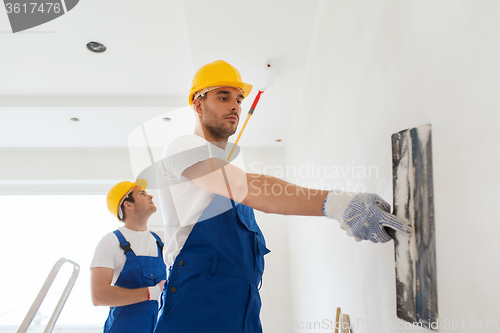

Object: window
[0,195,122,333]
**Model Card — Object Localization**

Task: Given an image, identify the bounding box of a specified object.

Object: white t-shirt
[90,226,165,285]
[156,134,246,267]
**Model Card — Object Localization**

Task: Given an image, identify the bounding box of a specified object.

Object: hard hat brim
[135,179,148,190]
[189,82,253,106]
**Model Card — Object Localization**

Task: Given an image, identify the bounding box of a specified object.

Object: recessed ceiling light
[86,41,107,53]
[70,117,80,122]
[163,117,172,122]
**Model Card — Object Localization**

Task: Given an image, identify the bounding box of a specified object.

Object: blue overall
[153,195,270,333]
[103,230,167,333]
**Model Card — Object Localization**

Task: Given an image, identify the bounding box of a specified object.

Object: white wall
[285,0,500,332]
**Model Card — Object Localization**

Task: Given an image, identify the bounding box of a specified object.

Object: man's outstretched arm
[182,157,412,243]
[242,173,328,216]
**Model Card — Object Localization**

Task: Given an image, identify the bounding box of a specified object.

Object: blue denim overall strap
[103,230,167,333]
[154,195,271,333]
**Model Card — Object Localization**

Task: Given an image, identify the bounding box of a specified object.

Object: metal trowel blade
[391,124,438,330]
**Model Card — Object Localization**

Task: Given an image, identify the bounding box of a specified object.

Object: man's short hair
[120,190,136,221]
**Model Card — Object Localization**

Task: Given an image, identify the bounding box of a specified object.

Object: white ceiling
[0,0,321,147]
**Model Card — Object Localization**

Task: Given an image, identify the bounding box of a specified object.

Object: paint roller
[227,62,274,161]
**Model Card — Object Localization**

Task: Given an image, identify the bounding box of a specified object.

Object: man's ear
[193,99,203,116]
[122,200,133,211]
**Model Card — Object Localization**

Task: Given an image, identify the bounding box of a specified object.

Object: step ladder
[17,258,80,333]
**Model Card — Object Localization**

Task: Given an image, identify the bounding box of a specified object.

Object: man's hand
[148,280,165,301]
[323,191,412,243]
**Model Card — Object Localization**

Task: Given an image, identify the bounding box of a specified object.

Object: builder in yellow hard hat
[187,59,252,145]
[90,180,166,333]
[154,60,411,333]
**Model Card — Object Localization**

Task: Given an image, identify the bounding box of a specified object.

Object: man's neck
[123,218,148,231]
[194,131,229,150]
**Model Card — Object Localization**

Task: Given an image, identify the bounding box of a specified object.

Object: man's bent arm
[91,267,152,307]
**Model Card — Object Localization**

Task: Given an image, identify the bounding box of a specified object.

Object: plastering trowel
[388,124,438,330]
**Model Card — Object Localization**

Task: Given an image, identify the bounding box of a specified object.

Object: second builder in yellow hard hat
[90,180,166,333]
[154,60,411,333]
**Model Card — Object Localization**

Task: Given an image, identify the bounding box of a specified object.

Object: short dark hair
[120,191,136,221]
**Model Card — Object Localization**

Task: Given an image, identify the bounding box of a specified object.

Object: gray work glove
[323,191,412,243]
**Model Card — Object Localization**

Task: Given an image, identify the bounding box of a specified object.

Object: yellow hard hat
[106,179,148,220]
[188,60,253,107]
